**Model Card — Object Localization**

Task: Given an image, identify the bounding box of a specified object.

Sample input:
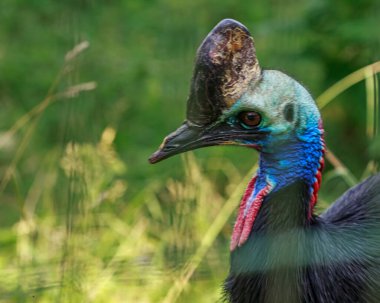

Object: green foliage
[0,1,379,302]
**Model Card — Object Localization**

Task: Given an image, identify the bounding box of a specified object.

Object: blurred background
[0,0,379,302]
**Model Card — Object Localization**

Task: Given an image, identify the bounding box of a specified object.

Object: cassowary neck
[231,122,325,251]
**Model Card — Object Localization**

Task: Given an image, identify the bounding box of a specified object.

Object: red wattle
[230,179,272,251]
[316,170,322,186]
[238,184,271,247]
[308,119,325,218]
[230,177,256,251]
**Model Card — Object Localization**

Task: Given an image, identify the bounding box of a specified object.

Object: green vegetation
[0,1,379,302]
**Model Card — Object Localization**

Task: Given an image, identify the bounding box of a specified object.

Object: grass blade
[317,61,380,109]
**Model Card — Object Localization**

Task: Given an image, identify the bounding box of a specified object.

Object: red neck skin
[230,177,272,251]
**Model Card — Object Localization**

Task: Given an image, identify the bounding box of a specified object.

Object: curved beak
[149,121,213,164]
[149,120,265,164]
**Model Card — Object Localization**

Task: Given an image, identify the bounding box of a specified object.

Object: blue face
[222,70,321,152]
[220,70,324,195]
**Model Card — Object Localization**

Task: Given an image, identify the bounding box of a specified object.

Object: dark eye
[238,111,261,127]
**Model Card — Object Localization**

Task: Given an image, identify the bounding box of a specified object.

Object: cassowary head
[149,19,322,164]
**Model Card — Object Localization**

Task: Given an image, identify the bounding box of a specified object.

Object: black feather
[224,174,380,303]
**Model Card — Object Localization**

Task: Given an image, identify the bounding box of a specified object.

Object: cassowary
[149,19,380,303]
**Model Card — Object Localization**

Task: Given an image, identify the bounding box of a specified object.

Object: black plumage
[225,175,380,303]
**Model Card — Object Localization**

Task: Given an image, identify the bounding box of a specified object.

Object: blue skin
[223,70,324,214]
[253,128,323,206]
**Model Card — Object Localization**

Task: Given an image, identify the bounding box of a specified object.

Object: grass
[0,43,380,302]
[316,61,380,192]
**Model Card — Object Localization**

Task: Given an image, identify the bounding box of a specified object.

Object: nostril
[163,144,178,152]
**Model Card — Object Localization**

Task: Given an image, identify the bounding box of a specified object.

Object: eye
[238,111,261,128]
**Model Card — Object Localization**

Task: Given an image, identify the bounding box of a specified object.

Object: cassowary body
[149,19,380,302]
[226,175,380,303]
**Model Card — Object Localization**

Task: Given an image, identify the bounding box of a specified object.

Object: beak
[149,121,211,164]
[149,120,265,164]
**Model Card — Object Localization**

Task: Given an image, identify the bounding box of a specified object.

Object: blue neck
[253,126,324,205]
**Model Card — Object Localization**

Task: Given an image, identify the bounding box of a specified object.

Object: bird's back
[321,173,380,225]
[310,173,380,303]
